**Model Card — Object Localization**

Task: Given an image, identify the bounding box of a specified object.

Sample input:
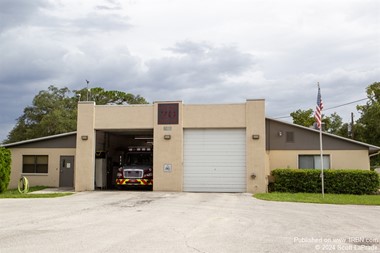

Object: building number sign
[158,103,179,124]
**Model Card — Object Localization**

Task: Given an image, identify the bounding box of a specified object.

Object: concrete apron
[28,187,74,194]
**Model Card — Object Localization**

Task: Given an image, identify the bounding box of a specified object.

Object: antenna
[86,80,90,101]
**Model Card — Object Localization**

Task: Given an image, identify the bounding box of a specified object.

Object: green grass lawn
[254,192,380,205]
[0,186,73,198]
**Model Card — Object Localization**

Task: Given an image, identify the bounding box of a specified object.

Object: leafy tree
[4,85,148,143]
[290,109,315,127]
[5,86,77,143]
[356,82,380,166]
[336,123,350,139]
[326,112,343,135]
[74,87,148,105]
[289,82,380,166]
[290,109,343,134]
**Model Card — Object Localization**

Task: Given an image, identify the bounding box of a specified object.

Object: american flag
[315,84,323,129]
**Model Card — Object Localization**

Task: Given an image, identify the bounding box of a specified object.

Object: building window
[298,155,330,169]
[23,155,48,173]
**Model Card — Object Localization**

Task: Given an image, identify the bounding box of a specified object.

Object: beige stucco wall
[8,148,76,189]
[245,100,267,193]
[153,102,184,191]
[268,150,371,171]
[183,104,246,128]
[75,102,155,191]
[95,105,154,129]
[75,100,268,193]
[75,102,96,191]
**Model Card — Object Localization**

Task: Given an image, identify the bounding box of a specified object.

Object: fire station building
[4,99,380,193]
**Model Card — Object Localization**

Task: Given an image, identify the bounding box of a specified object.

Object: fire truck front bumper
[116,178,153,186]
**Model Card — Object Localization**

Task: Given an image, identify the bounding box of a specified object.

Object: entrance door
[59,156,74,187]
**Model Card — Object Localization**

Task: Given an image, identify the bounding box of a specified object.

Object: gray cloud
[70,12,131,32]
[1,36,378,141]
[0,32,65,86]
[96,0,122,11]
[0,1,379,142]
[0,0,50,33]
[142,41,256,91]
[61,45,143,91]
[0,0,131,37]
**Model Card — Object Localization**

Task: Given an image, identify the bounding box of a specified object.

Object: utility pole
[351,112,354,139]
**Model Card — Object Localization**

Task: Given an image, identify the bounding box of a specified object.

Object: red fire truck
[115,146,153,188]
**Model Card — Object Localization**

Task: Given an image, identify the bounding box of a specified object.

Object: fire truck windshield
[126,153,152,166]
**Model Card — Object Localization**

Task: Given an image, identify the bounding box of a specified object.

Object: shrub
[0,147,12,193]
[271,168,379,195]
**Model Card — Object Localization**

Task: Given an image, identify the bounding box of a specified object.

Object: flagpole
[317,82,325,198]
[319,120,324,198]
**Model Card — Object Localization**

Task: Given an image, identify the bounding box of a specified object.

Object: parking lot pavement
[0,191,379,253]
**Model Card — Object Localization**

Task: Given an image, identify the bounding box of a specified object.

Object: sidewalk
[29,187,74,194]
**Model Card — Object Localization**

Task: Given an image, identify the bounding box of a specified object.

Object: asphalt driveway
[0,191,379,253]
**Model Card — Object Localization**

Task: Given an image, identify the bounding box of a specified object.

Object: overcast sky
[0,0,379,142]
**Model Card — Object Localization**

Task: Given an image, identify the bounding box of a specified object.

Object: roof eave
[1,131,77,148]
[266,117,380,153]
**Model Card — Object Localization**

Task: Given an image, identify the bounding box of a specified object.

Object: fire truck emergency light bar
[128,146,152,152]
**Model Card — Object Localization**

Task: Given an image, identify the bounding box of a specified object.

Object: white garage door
[184,129,246,192]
